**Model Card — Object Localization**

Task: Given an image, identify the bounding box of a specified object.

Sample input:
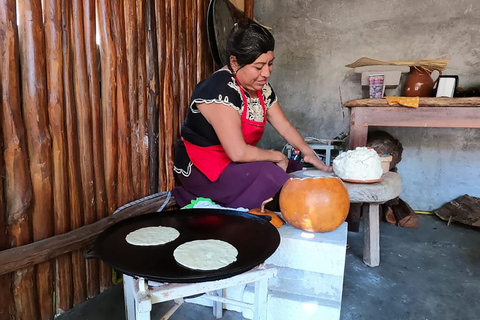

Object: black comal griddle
[90,208,280,283]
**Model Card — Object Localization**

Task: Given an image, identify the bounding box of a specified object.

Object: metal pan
[207,0,245,68]
[90,208,280,283]
[207,0,222,67]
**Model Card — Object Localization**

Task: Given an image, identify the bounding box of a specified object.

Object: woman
[172,19,332,209]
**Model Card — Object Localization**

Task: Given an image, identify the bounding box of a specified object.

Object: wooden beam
[0,193,177,276]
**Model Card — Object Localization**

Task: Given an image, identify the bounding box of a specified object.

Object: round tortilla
[173,239,238,271]
[125,226,180,246]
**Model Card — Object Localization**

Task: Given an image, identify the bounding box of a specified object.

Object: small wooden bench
[291,170,402,267]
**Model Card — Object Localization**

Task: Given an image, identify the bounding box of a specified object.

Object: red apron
[183,80,267,182]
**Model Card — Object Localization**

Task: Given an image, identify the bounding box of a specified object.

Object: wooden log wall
[0,0,214,319]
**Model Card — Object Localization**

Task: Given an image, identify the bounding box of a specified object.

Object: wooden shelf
[343,97,480,108]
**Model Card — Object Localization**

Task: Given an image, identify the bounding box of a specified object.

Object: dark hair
[226,19,275,68]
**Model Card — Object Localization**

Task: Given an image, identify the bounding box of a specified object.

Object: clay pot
[403,67,441,97]
[248,198,284,228]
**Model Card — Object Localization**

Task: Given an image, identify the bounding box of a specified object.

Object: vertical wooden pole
[153,0,164,191]
[185,0,196,98]
[83,0,110,292]
[162,0,175,191]
[178,0,187,132]
[112,0,134,206]
[71,0,99,298]
[62,0,87,305]
[44,0,73,312]
[18,0,54,318]
[245,0,254,19]
[124,0,141,199]
[137,0,150,197]
[97,0,118,214]
[348,108,369,149]
[0,0,33,238]
[196,0,205,83]
[363,204,381,267]
[0,158,13,320]
[12,268,38,319]
[170,0,180,144]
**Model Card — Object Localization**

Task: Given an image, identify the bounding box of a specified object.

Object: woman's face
[234,51,274,95]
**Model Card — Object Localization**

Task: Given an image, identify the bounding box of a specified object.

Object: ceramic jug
[403,67,441,97]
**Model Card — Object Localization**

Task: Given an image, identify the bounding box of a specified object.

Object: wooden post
[196,0,205,82]
[363,204,380,267]
[178,0,188,132]
[0,0,33,238]
[124,0,141,199]
[83,0,110,292]
[72,0,99,297]
[163,0,175,191]
[171,0,180,146]
[44,0,73,312]
[137,0,150,197]
[348,108,368,149]
[112,0,134,206]
[0,131,13,320]
[154,0,166,191]
[18,0,54,318]
[97,0,118,215]
[187,0,197,97]
[62,0,87,304]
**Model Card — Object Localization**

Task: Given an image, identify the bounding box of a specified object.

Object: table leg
[124,275,137,320]
[363,204,380,267]
[253,278,268,320]
[123,275,152,320]
[348,108,368,149]
[325,147,331,166]
[346,203,362,232]
[212,289,223,319]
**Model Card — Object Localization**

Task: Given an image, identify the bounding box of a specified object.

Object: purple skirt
[172,160,302,209]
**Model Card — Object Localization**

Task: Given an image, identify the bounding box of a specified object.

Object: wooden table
[344,97,480,149]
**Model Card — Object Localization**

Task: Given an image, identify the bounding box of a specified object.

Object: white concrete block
[266,223,347,276]
[243,285,341,320]
[267,266,344,301]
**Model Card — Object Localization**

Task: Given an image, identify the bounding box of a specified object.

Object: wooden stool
[291,170,402,267]
[123,265,277,320]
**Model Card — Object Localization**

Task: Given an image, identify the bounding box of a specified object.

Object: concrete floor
[57,215,480,320]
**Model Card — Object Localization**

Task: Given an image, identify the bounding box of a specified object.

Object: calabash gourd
[279,177,350,232]
[248,198,284,228]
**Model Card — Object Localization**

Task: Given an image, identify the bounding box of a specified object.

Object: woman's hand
[303,152,333,172]
[273,150,289,171]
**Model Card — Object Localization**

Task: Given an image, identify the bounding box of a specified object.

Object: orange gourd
[248,198,284,228]
[279,177,350,232]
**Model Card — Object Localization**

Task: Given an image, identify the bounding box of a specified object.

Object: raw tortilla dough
[125,226,180,246]
[173,239,238,270]
[333,147,383,181]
